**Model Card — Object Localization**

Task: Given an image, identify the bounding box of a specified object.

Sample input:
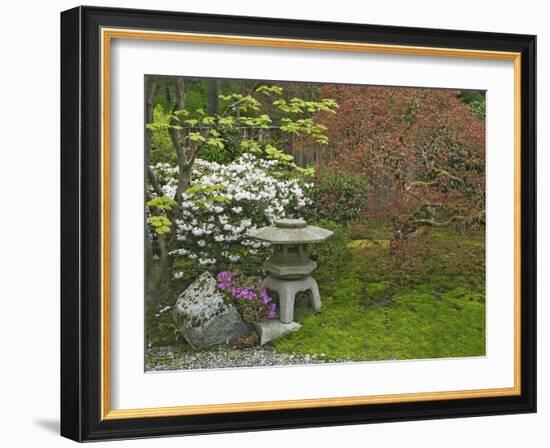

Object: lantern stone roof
[246,218,333,244]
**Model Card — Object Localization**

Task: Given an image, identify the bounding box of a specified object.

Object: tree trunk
[157,235,171,288]
[145,77,165,300]
[145,77,157,166]
[174,77,186,111]
[207,79,219,115]
[170,78,193,202]
[149,78,185,298]
[147,235,171,304]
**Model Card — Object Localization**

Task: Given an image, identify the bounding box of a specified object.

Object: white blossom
[153,154,311,266]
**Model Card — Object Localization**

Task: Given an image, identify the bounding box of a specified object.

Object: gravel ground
[146,345,341,371]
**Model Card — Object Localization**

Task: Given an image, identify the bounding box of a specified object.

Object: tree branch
[147,166,164,197]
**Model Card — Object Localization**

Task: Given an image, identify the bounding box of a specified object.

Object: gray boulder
[173,272,250,350]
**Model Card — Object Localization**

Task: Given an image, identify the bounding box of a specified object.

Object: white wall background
[0,0,546,446]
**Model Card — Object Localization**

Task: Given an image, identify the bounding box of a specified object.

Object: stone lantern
[246,218,333,323]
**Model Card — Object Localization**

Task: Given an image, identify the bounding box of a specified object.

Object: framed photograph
[60,6,536,442]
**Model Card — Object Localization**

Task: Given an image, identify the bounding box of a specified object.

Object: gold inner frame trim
[100,27,522,421]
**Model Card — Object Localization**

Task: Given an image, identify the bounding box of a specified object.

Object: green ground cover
[146,221,486,367]
[274,225,486,361]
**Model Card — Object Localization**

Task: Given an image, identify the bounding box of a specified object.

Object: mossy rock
[173,272,251,350]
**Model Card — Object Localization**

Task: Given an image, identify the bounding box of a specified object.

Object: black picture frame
[61,5,536,442]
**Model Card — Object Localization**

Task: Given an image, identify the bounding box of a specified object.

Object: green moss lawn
[273,223,486,362]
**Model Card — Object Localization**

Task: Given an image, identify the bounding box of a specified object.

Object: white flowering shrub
[149,162,178,198]
[170,153,311,269]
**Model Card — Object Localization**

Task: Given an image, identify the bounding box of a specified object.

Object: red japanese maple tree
[316,84,485,246]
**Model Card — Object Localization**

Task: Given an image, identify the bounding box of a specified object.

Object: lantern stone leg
[263,275,322,324]
[308,278,322,313]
